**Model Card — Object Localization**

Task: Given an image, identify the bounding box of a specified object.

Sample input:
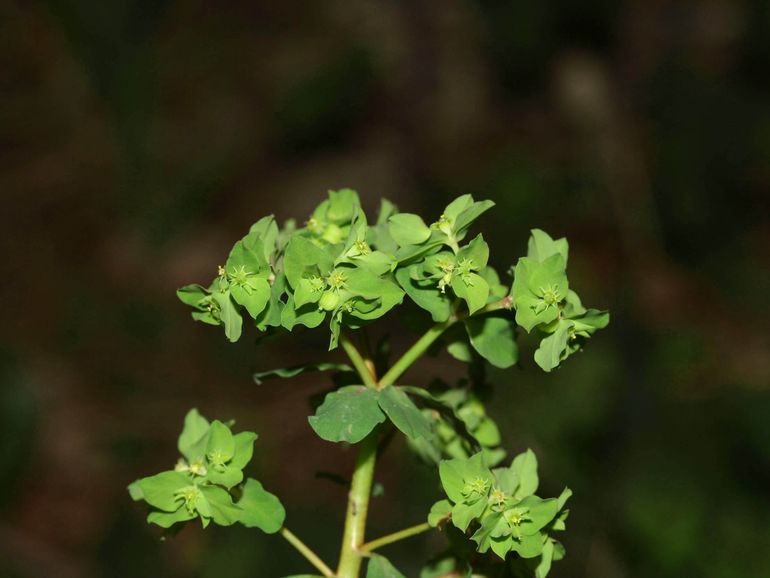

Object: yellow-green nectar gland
[457,258,477,286]
[436,257,455,293]
[489,487,508,510]
[328,270,347,289]
[208,449,228,470]
[306,217,323,235]
[503,507,531,538]
[229,265,254,291]
[352,240,370,256]
[435,214,453,237]
[463,476,490,498]
[189,458,208,476]
[217,265,226,277]
[176,485,202,514]
[308,275,325,292]
[534,284,562,314]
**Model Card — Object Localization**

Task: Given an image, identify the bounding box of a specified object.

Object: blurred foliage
[1,0,769,577]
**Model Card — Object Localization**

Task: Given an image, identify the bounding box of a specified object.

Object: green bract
[434,450,571,574]
[135,191,609,578]
[128,409,285,533]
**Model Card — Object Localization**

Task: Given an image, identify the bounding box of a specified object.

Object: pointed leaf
[178,408,210,462]
[308,386,386,443]
[389,213,432,246]
[367,555,407,578]
[527,229,569,264]
[253,362,352,385]
[465,316,518,368]
[238,478,286,533]
[378,386,432,440]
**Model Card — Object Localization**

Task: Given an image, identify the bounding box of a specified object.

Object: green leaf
[389,213,432,246]
[230,277,271,319]
[344,267,390,298]
[451,498,487,531]
[535,538,555,578]
[205,465,243,489]
[212,290,243,342]
[366,554,407,578]
[534,320,572,372]
[446,337,474,363]
[200,485,241,526]
[527,229,569,264]
[127,480,144,501]
[226,236,268,273]
[428,499,452,527]
[253,363,352,385]
[511,532,546,558]
[454,200,495,239]
[256,273,287,331]
[439,453,492,504]
[420,557,472,578]
[178,408,210,462]
[207,420,235,464]
[516,495,560,536]
[249,215,280,262]
[378,386,432,440]
[231,431,258,470]
[293,277,323,308]
[451,273,489,314]
[394,231,445,265]
[394,267,451,322]
[284,236,334,289]
[510,449,539,499]
[147,507,195,528]
[443,196,495,240]
[465,316,518,368]
[308,386,386,443]
[134,471,189,511]
[511,254,568,332]
[177,284,209,307]
[281,295,326,330]
[325,188,360,224]
[456,234,489,270]
[351,250,394,276]
[471,511,510,553]
[237,478,286,533]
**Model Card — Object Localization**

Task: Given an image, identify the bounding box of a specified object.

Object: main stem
[336,430,379,578]
[334,299,511,577]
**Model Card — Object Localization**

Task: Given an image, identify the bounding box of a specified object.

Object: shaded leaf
[308,386,386,443]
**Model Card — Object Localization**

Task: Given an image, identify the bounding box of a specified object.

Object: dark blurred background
[2,1,770,577]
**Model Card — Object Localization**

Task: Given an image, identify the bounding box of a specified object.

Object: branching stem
[359,522,432,554]
[280,527,335,577]
[340,332,378,388]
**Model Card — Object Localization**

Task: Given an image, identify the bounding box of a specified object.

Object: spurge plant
[128,190,609,578]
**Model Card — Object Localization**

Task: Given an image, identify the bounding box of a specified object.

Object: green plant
[128,190,609,578]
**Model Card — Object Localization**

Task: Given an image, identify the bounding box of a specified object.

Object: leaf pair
[405,387,506,468]
[308,385,431,444]
[511,229,610,371]
[433,450,571,576]
[128,409,285,533]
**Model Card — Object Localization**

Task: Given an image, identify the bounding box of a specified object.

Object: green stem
[336,430,379,578]
[379,320,454,388]
[378,295,512,389]
[280,527,335,577]
[340,332,378,388]
[359,522,432,554]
